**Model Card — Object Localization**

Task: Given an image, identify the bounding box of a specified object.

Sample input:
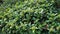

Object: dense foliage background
[0,0,60,34]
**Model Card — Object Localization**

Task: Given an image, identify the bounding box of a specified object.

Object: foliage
[0,0,60,34]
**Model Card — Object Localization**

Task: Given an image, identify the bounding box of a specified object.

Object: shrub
[0,0,60,34]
